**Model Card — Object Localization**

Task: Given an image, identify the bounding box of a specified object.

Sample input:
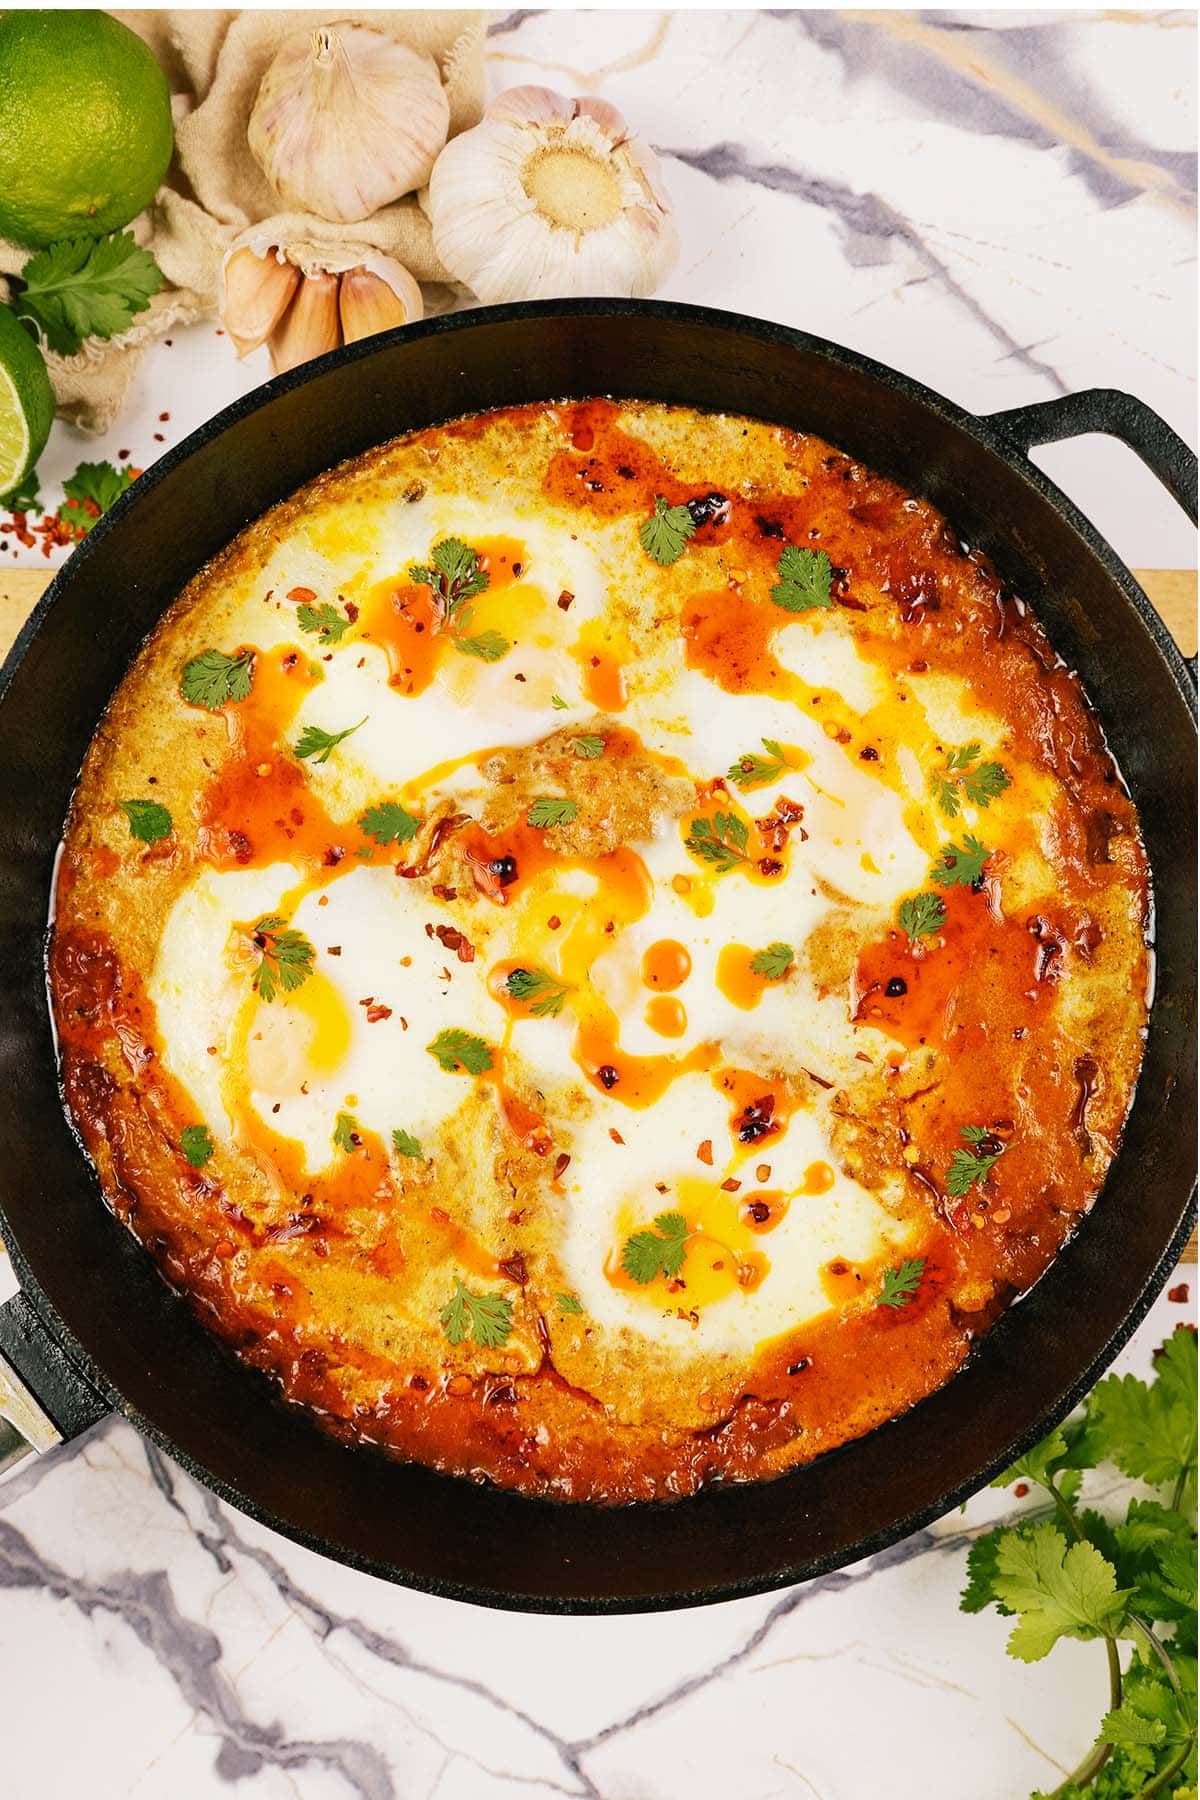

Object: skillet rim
[1,297,1194,1612]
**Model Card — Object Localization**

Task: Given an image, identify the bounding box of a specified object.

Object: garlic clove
[269,270,341,374]
[338,256,423,345]
[222,246,301,359]
[248,23,450,224]
[427,85,679,305]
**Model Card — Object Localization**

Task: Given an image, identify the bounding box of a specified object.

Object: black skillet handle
[0,1290,108,1476]
[983,389,1198,526]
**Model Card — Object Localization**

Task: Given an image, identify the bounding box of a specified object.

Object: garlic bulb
[248,23,450,224]
[339,255,423,343]
[270,270,341,374]
[221,246,301,358]
[427,87,678,303]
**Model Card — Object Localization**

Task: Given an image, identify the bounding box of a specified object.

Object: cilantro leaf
[180,1125,214,1169]
[685,811,750,872]
[440,1279,513,1348]
[15,232,164,355]
[1,466,41,512]
[505,966,573,1018]
[620,1212,689,1284]
[992,1524,1131,1662]
[749,942,794,979]
[990,1426,1072,1494]
[118,798,172,844]
[409,537,489,626]
[392,1128,424,1160]
[427,1028,493,1076]
[250,915,315,1004]
[572,734,606,760]
[453,628,510,663]
[877,1256,926,1308]
[931,835,990,890]
[527,797,577,829]
[728,737,788,790]
[898,891,945,944]
[550,695,569,711]
[932,744,1011,818]
[556,1292,584,1315]
[770,545,833,613]
[1090,1327,1197,1510]
[357,801,420,846]
[61,459,135,535]
[294,716,366,764]
[180,648,255,711]
[946,1124,1005,1198]
[297,601,352,645]
[639,496,696,566]
[332,1112,358,1153]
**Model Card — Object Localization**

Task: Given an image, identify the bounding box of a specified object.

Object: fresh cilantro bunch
[15,233,164,356]
[962,1325,1197,1799]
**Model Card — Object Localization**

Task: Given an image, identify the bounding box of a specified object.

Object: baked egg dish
[50,400,1150,1502]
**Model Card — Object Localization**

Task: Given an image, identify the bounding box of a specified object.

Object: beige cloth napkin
[0,9,484,433]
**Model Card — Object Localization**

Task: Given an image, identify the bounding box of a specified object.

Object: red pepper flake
[1169,1283,1190,1303]
[696,1139,714,1165]
[1014,1482,1029,1497]
[609,1127,625,1145]
[547,914,561,931]
[344,598,359,622]
[720,1177,742,1192]
[756,1163,771,1181]
[153,432,164,442]
[159,411,170,422]
[287,586,317,603]
[432,922,475,963]
[327,945,342,956]
[361,1001,393,1023]
[557,590,574,611]
[553,1152,571,1180]
[498,1253,528,1285]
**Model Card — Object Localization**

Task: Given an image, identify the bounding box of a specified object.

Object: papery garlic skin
[269,270,341,374]
[221,246,300,358]
[428,86,678,303]
[339,255,423,344]
[249,23,450,224]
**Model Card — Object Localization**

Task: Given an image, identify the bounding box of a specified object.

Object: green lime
[0,10,174,249]
[0,305,53,496]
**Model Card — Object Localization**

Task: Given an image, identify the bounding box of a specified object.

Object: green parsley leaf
[898,891,946,944]
[992,1524,1131,1662]
[556,1292,584,1315]
[527,797,578,829]
[505,966,573,1018]
[391,1128,424,1160]
[1090,1326,1198,1512]
[250,915,315,1005]
[294,716,366,764]
[945,1124,1005,1198]
[550,695,569,711]
[333,1112,358,1153]
[180,648,255,711]
[930,834,989,890]
[297,601,352,645]
[409,536,489,626]
[572,734,606,759]
[15,232,164,355]
[453,627,511,663]
[357,801,420,846]
[749,942,794,979]
[440,1279,513,1348]
[685,811,750,872]
[877,1257,926,1308]
[1,466,41,513]
[932,744,1012,818]
[639,496,696,566]
[180,1125,214,1169]
[427,1028,493,1076]
[728,737,788,790]
[770,545,834,613]
[621,1212,689,1284]
[61,459,135,535]
[118,798,172,844]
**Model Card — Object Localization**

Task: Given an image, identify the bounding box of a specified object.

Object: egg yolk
[641,938,692,990]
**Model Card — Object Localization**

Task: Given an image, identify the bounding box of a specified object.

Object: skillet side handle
[983,389,1198,525]
[0,1291,108,1478]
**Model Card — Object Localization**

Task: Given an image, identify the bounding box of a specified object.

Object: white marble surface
[0,10,1195,1798]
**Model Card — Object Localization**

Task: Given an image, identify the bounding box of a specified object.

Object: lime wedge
[0,305,53,497]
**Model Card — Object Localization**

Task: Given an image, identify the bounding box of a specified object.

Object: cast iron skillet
[0,301,1194,1612]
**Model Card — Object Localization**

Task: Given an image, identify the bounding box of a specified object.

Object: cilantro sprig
[297,601,352,645]
[639,497,696,566]
[440,1279,514,1348]
[427,1028,493,1076]
[931,835,990,890]
[332,1112,359,1153]
[573,734,606,760]
[358,800,420,846]
[250,915,315,1004]
[621,1212,689,1284]
[961,1326,1197,1799]
[945,1124,1006,1198]
[119,798,172,844]
[180,1125,214,1169]
[685,811,750,872]
[506,966,573,1019]
[932,743,1012,818]
[392,1128,424,1160]
[408,537,489,625]
[527,797,577,829]
[877,1257,926,1308]
[749,942,794,979]
[770,545,833,613]
[728,737,789,790]
[15,232,164,355]
[899,891,946,945]
[61,460,135,535]
[294,717,366,765]
[180,648,254,711]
